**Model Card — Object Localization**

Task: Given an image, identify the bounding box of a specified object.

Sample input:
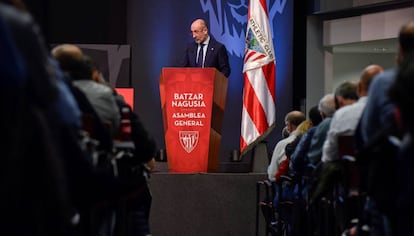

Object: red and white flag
[240,0,276,154]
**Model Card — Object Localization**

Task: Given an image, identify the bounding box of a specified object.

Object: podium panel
[159,68,227,172]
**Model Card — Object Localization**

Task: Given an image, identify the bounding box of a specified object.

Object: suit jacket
[178,36,231,77]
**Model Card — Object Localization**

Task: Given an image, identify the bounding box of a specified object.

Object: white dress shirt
[322,97,368,162]
[267,130,298,181]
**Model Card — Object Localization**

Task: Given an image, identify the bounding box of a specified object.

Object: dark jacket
[178,36,231,77]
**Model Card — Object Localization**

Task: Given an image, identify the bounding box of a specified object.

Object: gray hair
[318,93,336,118]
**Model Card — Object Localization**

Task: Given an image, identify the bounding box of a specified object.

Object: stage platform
[148,168,267,236]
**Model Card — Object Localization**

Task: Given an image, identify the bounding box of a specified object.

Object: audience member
[267,111,306,181]
[307,94,336,165]
[352,22,414,235]
[286,106,323,159]
[0,2,90,235]
[52,44,121,138]
[322,65,383,162]
[281,126,290,139]
[111,85,157,236]
[289,105,323,175]
[285,119,313,159]
[333,81,359,110]
[389,52,414,236]
[307,81,358,164]
[355,21,414,150]
[276,119,313,180]
[82,54,158,236]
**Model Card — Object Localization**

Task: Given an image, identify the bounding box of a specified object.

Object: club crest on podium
[179,131,199,153]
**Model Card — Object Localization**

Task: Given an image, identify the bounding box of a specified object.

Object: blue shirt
[307,118,332,164]
[290,127,317,175]
[356,68,396,146]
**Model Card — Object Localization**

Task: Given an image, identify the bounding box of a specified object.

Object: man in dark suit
[178,18,231,77]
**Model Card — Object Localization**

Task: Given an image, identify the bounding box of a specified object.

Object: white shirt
[267,130,298,181]
[322,97,368,162]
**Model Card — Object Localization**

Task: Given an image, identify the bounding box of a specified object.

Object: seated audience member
[307,82,357,194]
[355,22,414,151]
[1,2,133,235]
[307,81,358,165]
[276,119,314,180]
[267,111,306,181]
[90,62,158,235]
[281,126,290,139]
[289,105,323,175]
[281,107,322,177]
[389,51,414,236]
[114,93,157,235]
[333,81,359,110]
[0,2,81,235]
[51,44,152,235]
[285,119,313,161]
[350,22,414,236]
[307,94,336,165]
[51,44,121,139]
[286,106,322,159]
[270,118,314,235]
[322,65,383,162]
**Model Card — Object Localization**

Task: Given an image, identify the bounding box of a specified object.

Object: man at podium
[178,18,231,78]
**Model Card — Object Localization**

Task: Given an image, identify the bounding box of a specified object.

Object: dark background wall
[25,0,306,167]
[26,0,127,44]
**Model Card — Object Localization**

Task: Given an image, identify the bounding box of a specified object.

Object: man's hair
[334,81,359,100]
[308,105,323,126]
[285,111,306,127]
[399,21,414,55]
[318,93,336,118]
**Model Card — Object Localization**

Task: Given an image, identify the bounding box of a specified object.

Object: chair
[256,179,276,236]
[334,135,363,234]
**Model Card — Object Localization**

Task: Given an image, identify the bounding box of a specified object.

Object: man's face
[191,22,208,44]
[284,120,293,134]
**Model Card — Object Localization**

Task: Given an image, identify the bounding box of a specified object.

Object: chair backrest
[338,135,356,161]
[337,135,360,196]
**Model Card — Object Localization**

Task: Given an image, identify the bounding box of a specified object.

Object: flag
[240,0,276,155]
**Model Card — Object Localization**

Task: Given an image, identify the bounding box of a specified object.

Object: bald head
[51,44,91,79]
[51,44,83,61]
[191,19,207,29]
[191,18,209,44]
[358,64,383,97]
[284,110,306,133]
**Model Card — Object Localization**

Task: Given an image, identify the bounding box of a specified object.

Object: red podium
[159,68,228,173]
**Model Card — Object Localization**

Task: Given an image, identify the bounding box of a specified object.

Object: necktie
[196,44,205,68]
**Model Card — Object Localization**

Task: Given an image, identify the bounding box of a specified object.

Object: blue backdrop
[128,0,293,164]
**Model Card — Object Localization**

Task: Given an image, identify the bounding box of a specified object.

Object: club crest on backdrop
[200,0,286,58]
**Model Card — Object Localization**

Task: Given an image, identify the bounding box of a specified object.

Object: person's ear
[92,70,100,82]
